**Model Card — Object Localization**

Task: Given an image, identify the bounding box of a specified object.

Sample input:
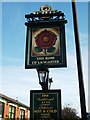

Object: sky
[0,1,88,117]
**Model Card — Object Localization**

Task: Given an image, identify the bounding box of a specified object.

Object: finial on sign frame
[40,5,52,11]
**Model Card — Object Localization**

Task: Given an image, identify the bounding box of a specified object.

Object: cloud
[2,56,24,66]
[1,25,88,115]
[1,44,88,114]
[2,56,24,63]
[1,64,82,115]
[66,27,88,47]
[1,65,41,105]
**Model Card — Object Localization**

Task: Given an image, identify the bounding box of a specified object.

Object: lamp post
[37,68,49,90]
[72,0,87,119]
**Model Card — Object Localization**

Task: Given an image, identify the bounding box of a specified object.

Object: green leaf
[34,47,42,52]
[47,46,55,53]
[35,37,37,39]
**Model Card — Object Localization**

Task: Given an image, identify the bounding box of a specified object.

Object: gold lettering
[54,110,57,113]
[46,101,50,104]
[32,61,37,64]
[39,106,53,109]
[42,94,49,97]
[43,110,46,113]
[37,57,44,60]
[41,113,50,116]
[37,98,54,101]
[34,110,42,113]
[47,110,57,113]
[37,60,59,64]
[45,57,55,60]
[43,61,47,64]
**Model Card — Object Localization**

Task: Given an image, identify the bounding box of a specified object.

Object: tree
[62,105,79,120]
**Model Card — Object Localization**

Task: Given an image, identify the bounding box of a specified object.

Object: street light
[37,68,49,90]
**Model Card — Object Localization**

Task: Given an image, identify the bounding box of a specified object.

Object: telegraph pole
[72,0,87,119]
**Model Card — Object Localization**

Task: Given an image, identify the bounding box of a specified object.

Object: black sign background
[30,90,61,120]
[25,21,67,69]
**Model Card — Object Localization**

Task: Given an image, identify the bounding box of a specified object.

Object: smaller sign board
[30,90,61,120]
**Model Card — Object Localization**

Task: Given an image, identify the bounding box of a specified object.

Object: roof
[0,93,30,110]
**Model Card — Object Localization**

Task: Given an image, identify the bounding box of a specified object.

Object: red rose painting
[34,29,57,55]
[32,28,60,56]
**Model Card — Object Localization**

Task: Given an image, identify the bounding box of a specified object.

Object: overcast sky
[0,1,88,117]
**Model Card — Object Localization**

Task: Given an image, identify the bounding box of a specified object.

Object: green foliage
[47,46,55,53]
[34,47,42,52]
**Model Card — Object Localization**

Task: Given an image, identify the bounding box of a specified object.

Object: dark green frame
[30,89,61,120]
[25,20,67,69]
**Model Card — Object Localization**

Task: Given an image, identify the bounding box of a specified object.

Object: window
[0,102,4,118]
[9,105,15,119]
[20,109,25,120]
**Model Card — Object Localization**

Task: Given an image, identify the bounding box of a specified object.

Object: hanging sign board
[25,21,67,69]
[30,90,61,120]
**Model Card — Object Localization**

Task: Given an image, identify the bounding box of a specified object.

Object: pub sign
[25,5,67,69]
[30,90,61,120]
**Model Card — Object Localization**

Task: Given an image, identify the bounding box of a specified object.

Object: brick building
[0,93,30,119]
